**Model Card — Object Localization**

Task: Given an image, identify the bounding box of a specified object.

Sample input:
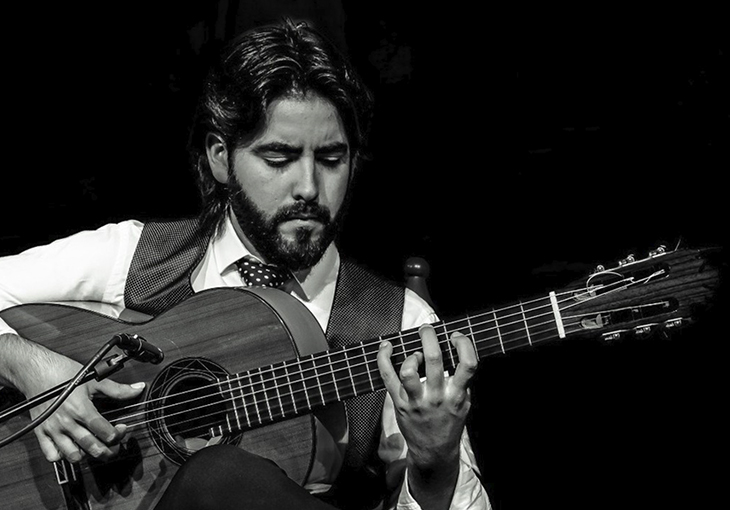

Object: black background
[2,2,727,508]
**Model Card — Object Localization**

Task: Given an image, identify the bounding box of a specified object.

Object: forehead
[250,93,348,147]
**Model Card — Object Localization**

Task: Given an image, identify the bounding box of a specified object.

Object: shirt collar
[210,213,339,302]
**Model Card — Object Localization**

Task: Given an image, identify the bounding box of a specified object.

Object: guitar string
[101,275,646,429]
[99,278,630,422]
[67,318,590,478]
[129,272,661,435]
[101,292,580,425]
[119,317,587,437]
[102,274,648,430]
[108,263,658,434]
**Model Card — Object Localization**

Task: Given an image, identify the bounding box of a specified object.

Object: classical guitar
[0,245,721,509]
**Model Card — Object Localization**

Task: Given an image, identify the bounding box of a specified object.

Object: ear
[205,133,229,184]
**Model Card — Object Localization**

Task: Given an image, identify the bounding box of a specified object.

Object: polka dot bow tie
[236,256,292,289]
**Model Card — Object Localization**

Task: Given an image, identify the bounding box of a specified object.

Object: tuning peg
[618,254,636,266]
[633,324,654,336]
[601,331,623,341]
[664,318,683,329]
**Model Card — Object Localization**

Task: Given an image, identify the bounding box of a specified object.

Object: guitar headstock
[557,244,723,342]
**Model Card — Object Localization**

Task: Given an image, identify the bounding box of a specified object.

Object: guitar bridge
[53,459,78,485]
[53,460,90,510]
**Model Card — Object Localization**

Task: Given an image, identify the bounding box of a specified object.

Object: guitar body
[0,287,340,510]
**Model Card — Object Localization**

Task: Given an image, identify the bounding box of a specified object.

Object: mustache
[273,202,331,224]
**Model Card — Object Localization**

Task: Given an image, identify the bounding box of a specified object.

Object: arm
[378,327,480,510]
[376,291,489,510]
[0,221,145,462]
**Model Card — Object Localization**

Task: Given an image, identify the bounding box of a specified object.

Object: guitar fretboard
[211,295,563,436]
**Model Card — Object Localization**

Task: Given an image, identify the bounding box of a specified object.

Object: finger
[419,324,444,391]
[399,351,423,400]
[93,380,145,400]
[450,332,479,390]
[50,429,84,463]
[75,430,117,461]
[35,430,62,462]
[377,341,403,401]
[75,400,123,446]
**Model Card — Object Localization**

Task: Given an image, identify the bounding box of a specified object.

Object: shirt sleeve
[378,289,491,510]
[0,220,143,337]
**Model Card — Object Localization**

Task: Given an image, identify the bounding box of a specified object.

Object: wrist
[406,450,460,510]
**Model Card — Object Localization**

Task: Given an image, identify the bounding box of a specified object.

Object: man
[0,20,489,509]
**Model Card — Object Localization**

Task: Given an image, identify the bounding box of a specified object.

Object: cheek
[323,170,351,214]
[231,156,285,215]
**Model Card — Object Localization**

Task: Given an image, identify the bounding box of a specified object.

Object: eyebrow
[252,141,349,155]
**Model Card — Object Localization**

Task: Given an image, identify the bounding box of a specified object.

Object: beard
[227,177,345,272]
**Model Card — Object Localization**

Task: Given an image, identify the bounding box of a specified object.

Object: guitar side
[0,287,335,510]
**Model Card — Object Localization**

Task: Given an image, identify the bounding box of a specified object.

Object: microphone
[113,333,164,364]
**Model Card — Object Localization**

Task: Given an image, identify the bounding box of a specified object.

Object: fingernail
[130,382,145,389]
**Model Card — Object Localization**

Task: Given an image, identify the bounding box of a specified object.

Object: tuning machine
[592,264,606,274]
[664,317,684,329]
[633,324,655,336]
[601,330,625,341]
[618,254,636,266]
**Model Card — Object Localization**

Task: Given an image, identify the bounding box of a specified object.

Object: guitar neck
[213,293,563,435]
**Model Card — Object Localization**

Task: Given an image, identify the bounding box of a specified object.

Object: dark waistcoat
[124,218,404,509]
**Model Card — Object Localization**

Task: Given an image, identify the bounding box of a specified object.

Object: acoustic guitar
[0,245,721,509]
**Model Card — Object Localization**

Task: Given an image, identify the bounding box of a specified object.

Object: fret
[271,362,285,419]
[237,374,251,428]
[223,404,232,434]
[492,309,505,353]
[310,358,326,406]
[325,353,339,402]
[440,317,471,371]
[248,369,264,425]
[399,333,409,364]
[258,367,274,422]
[342,346,357,399]
[283,362,299,415]
[327,347,354,401]
[298,355,316,410]
[494,304,531,354]
[465,314,480,361]
[225,375,242,432]
[312,352,339,406]
[476,310,504,358]
[288,358,308,413]
[519,301,533,346]
[361,341,383,394]
[433,322,456,371]
[360,343,376,393]
[523,296,558,345]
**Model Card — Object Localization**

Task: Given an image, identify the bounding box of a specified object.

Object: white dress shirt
[0,217,490,509]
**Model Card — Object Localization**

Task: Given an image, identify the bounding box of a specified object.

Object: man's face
[219,93,351,271]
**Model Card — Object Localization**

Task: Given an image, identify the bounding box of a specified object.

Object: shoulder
[338,258,403,290]
[16,219,144,256]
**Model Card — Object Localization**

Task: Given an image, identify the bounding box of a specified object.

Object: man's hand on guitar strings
[377,325,477,474]
[11,339,145,463]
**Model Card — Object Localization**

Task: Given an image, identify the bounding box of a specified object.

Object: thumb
[92,380,146,400]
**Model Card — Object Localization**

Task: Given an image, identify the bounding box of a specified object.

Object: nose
[291,156,319,202]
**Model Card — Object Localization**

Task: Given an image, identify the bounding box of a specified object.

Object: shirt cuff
[0,318,17,338]
[396,456,491,510]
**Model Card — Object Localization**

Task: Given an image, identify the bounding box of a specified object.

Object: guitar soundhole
[147,358,242,464]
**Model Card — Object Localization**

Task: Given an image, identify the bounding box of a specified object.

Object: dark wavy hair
[188,19,374,236]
